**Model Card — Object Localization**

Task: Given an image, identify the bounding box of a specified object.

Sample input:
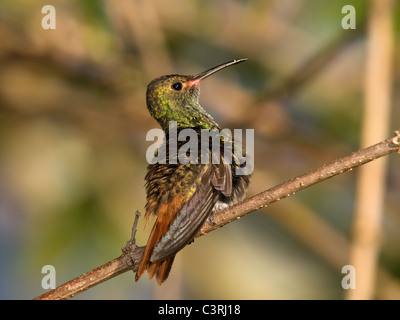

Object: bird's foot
[122,210,141,254]
[206,213,216,226]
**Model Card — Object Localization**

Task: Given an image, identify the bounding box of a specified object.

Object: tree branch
[34,130,400,300]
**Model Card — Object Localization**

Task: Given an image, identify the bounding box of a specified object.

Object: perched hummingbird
[135,59,251,285]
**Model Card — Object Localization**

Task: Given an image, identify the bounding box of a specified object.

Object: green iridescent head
[146,59,247,131]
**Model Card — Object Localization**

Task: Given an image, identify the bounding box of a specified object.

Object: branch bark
[34,131,400,300]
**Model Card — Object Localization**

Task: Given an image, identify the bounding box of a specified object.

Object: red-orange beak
[189,58,248,86]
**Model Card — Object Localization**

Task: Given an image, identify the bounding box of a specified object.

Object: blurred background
[0,0,399,299]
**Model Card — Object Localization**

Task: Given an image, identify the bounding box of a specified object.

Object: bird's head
[146,59,247,131]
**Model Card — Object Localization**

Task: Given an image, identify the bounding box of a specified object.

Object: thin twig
[34,131,400,300]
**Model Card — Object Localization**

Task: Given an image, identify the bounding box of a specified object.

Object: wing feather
[151,164,218,261]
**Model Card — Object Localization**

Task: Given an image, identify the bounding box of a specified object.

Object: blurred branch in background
[267,195,400,299]
[258,24,365,102]
[104,0,174,77]
[244,26,365,137]
[347,0,395,300]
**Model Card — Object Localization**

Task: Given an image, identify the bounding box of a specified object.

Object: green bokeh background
[0,0,399,299]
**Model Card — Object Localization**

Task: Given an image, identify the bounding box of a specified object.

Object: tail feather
[135,222,162,281]
[135,196,184,284]
[136,256,175,285]
[155,256,175,285]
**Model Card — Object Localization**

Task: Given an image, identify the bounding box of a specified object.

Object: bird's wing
[150,160,232,262]
[211,157,232,197]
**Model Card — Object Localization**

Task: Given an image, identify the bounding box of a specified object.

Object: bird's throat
[158,102,219,132]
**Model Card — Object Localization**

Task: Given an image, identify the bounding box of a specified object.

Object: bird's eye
[171,82,183,91]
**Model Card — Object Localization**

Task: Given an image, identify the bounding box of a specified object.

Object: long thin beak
[191,58,248,84]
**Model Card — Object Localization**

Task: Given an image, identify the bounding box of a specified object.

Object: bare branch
[198,132,400,235]
[34,131,400,300]
[34,212,145,300]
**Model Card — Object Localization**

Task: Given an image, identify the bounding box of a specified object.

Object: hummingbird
[135,59,251,285]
